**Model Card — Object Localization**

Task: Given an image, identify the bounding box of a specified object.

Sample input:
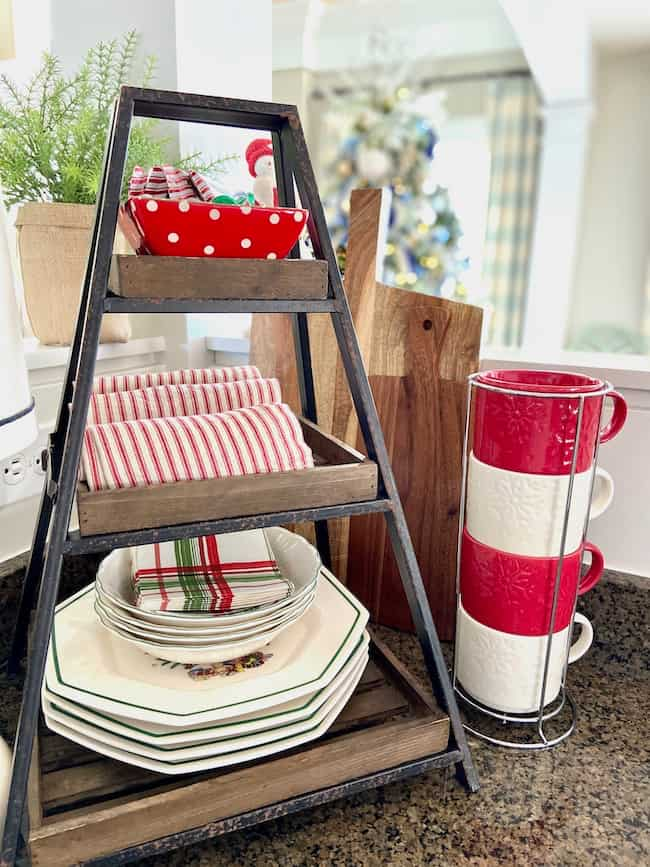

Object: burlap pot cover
[15,202,131,346]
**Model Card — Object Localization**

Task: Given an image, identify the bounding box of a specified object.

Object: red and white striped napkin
[132,530,293,613]
[87,378,281,427]
[81,403,313,492]
[93,365,261,395]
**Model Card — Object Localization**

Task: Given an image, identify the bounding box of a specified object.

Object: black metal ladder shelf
[1,87,478,867]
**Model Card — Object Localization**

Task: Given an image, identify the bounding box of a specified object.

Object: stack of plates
[94,528,319,664]
[42,531,370,774]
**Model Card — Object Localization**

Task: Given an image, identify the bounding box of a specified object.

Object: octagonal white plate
[45,566,368,726]
[42,649,367,762]
[41,632,370,746]
[43,663,360,775]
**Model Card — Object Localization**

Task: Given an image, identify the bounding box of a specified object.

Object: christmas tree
[323,88,467,296]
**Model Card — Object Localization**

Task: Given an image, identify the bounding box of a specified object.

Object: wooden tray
[109,255,329,300]
[27,636,449,867]
[76,419,378,536]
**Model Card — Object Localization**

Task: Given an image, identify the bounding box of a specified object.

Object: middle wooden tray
[76,419,378,536]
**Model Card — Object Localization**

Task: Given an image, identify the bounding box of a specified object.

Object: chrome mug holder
[452,372,612,750]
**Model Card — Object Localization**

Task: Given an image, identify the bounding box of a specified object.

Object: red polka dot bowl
[120,197,309,259]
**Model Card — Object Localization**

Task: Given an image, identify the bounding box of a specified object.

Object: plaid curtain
[482,76,541,346]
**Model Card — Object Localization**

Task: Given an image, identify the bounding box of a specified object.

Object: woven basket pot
[15,202,131,346]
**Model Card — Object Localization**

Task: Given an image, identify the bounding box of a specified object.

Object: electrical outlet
[0,435,48,507]
[2,454,27,486]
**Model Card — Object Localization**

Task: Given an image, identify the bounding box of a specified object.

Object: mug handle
[568,613,593,664]
[577,541,605,596]
[599,391,627,444]
[589,467,614,520]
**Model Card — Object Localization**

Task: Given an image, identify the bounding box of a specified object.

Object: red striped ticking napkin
[81,403,313,492]
[132,530,293,613]
[87,378,281,427]
[93,365,261,395]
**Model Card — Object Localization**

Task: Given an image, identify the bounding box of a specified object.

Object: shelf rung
[104,296,340,314]
[64,498,393,554]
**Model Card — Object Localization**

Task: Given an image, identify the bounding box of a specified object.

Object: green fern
[0,31,238,206]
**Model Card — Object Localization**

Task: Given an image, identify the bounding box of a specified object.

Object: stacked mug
[456,369,627,715]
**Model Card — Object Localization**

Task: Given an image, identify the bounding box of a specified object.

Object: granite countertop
[0,560,648,866]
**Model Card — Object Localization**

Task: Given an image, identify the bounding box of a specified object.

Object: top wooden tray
[109,255,329,300]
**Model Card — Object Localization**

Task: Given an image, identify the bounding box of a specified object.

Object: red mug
[473,369,627,475]
[460,528,604,636]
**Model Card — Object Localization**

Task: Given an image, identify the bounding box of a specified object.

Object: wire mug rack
[452,372,612,750]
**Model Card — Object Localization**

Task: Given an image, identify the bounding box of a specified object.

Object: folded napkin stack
[80,366,314,492]
[133,530,293,613]
[82,402,313,492]
[93,365,262,395]
[87,378,282,426]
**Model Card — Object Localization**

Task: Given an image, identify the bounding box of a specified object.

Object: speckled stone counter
[1,560,648,866]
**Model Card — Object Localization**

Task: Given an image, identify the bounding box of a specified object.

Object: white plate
[43,650,367,761]
[46,565,368,726]
[94,596,310,664]
[43,664,360,775]
[94,590,315,645]
[95,587,317,639]
[97,527,319,627]
[42,633,369,746]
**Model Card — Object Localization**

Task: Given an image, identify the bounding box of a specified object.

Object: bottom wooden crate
[27,637,450,867]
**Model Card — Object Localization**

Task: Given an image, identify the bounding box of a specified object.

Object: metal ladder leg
[273,127,332,570]
[1,91,134,867]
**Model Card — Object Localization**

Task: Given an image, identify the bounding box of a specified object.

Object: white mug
[456,602,593,714]
[466,452,614,558]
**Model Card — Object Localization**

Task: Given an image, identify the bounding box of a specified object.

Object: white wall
[569,48,650,346]
[51,0,177,86]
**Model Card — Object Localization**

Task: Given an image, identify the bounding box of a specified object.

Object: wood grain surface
[250,189,482,637]
[109,255,328,299]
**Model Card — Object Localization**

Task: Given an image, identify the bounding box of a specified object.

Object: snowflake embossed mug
[459,528,604,635]
[456,602,593,714]
[466,452,614,557]
[472,370,627,475]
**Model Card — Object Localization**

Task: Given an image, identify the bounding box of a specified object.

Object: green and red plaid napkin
[132,530,293,613]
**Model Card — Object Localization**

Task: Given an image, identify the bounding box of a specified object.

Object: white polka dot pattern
[168,232,179,243]
[269,213,280,224]
[178,200,190,212]
[241,204,252,215]
[267,252,277,260]
[204,245,215,255]
[240,238,251,249]
[146,200,158,212]
[209,208,220,220]
[293,212,303,222]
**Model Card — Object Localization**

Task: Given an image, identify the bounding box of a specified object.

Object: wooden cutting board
[250,188,482,638]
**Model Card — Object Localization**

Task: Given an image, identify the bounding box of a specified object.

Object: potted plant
[0,31,234,345]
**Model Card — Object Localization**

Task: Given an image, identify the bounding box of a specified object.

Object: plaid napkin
[87,378,281,427]
[81,403,314,492]
[93,365,261,395]
[133,530,293,613]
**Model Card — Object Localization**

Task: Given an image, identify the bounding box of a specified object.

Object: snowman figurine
[245,138,278,207]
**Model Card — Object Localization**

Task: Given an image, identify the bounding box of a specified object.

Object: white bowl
[95,528,320,630]
[94,591,315,645]
[95,588,316,640]
[94,599,311,664]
